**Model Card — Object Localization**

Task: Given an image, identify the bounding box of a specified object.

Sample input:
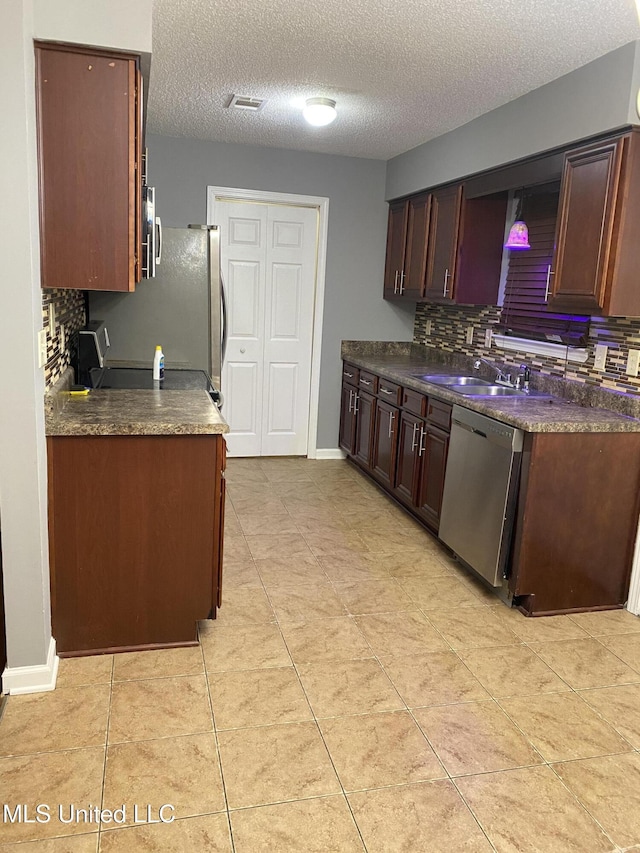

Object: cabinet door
[214,441,226,610]
[339,382,358,455]
[416,424,449,531]
[424,185,463,302]
[354,391,376,469]
[383,200,408,297]
[403,193,432,299]
[371,401,399,489]
[35,43,140,292]
[548,139,624,314]
[394,412,423,506]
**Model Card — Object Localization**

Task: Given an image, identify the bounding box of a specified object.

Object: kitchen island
[340,342,640,616]
[46,385,228,655]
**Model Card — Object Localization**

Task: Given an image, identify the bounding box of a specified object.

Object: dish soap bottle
[153,345,165,380]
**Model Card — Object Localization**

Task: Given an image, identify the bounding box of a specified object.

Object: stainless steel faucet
[473,358,510,384]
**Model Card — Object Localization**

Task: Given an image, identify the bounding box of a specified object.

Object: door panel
[394,412,423,505]
[417,425,449,531]
[216,199,318,457]
[424,185,462,301]
[371,401,399,489]
[354,391,375,469]
[339,382,357,454]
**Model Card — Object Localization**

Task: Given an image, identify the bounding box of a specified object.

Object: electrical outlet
[626,349,640,377]
[594,343,608,372]
[485,328,493,348]
[466,326,474,345]
[37,329,47,368]
[425,319,432,336]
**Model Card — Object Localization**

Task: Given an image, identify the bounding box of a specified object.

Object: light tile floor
[1,457,640,851]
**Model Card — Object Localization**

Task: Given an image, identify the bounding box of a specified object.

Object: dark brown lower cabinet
[394,411,423,505]
[509,431,640,615]
[371,400,399,489]
[48,433,226,655]
[416,424,449,530]
[354,391,376,468]
[339,381,358,455]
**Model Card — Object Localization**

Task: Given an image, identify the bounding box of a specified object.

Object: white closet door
[217,200,318,457]
[261,205,317,456]
[221,203,267,457]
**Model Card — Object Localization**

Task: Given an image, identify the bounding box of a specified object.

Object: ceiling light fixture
[302,97,337,127]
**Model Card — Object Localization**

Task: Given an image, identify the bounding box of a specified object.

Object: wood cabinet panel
[378,378,402,406]
[403,193,432,299]
[510,432,640,615]
[402,388,427,416]
[339,382,358,455]
[549,139,624,314]
[424,185,463,302]
[354,391,376,468]
[394,412,423,506]
[358,370,379,394]
[426,399,452,431]
[371,400,399,489]
[48,434,224,654]
[416,425,449,531]
[35,42,142,292]
[383,200,409,297]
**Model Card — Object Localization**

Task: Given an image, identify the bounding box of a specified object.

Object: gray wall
[147,134,415,449]
[387,41,638,200]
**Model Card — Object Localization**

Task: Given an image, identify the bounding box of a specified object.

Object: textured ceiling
[148,0,640,160]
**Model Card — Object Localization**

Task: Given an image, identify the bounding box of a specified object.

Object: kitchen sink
[413,374,493,386]
[450,385,553,398]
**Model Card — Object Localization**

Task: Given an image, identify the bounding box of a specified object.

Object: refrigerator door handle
[155,217,163,267]
[221,272,228,366]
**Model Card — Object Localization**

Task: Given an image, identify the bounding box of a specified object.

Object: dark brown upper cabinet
[36,42,143,291]
[383,193,432,299]
[548,132,640,316]
[424,185,463,302]
[384,183,507,307]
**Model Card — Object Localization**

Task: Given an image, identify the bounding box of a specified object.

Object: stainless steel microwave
[142,185,162,278]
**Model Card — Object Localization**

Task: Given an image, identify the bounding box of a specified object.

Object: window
[498,183,590,345]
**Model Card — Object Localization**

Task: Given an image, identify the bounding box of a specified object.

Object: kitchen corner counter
[46,389,229,436]
[341,349,640,434]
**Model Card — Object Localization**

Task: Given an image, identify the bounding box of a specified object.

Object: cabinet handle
[411,422,420,452]
[443,268,450,296]
[394,270,399,294]
[344,371,353,379]
[360,379,372,386]
[353,393,359,415]
[418,426,426,456]
[399,270,405,294]
[544,265,554,302]
[388,410,396,439]
[348,389,353,413]
[380,387,393,395]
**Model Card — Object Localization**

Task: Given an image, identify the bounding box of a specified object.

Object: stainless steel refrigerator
[89,225,227,392]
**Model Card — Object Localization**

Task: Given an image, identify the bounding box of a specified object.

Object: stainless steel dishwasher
[439,405,524,587]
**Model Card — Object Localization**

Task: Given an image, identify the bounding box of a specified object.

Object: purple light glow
[505,221,530,250]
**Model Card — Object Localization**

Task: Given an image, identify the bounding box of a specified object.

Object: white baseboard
[313,448,347,460]
[2,637,59,695]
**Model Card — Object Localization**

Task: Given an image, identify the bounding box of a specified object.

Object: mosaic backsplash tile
[41,289,86,388]
[413,303,640,396]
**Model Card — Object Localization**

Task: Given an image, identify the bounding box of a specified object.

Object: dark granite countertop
[46,389,229,436]
[341,343,640,434]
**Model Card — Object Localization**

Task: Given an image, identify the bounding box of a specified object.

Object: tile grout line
[96,653,115,848]
[199,630,237,853]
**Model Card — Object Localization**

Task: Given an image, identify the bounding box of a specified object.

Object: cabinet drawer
[402,387,427,416]
[359,370,379,393]
[342,363,360,385]
[378,378,402,406]
[427,399,452,431]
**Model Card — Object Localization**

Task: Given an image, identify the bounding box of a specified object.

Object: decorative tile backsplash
[41,289,86,388]
[414,303,640,396]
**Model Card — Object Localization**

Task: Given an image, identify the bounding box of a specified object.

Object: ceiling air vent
[227,95,266,113]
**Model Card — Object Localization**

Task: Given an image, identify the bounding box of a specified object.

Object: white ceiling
[147,0,640,160]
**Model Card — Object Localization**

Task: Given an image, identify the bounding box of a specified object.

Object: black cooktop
[90,367,218,395]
